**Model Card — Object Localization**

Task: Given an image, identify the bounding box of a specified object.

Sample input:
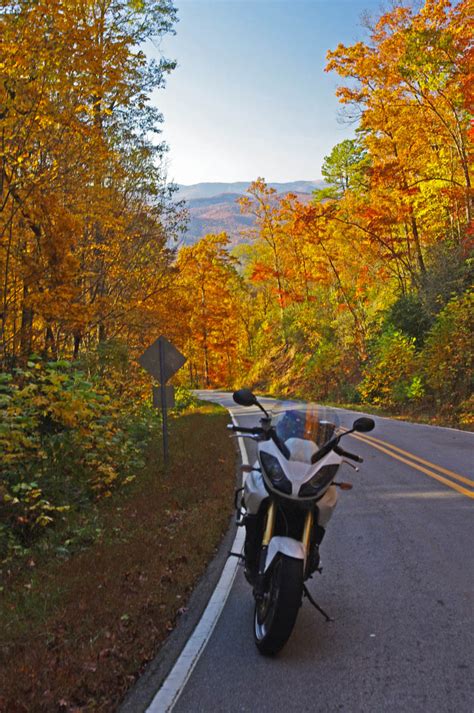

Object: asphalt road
[174,392,473,713]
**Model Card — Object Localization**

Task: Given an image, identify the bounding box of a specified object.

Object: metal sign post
[139,336,186,470]
[152,385,175,409]
[159,343,169,468]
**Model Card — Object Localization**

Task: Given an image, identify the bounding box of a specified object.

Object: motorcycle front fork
[254,503,313,600]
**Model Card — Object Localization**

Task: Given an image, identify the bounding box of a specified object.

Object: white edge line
[146,410,248,713]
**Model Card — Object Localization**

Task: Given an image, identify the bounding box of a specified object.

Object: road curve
[169,392,473,713]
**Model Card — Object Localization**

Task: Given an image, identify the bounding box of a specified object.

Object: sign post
[138,336,186,469]
[159,342,169,467]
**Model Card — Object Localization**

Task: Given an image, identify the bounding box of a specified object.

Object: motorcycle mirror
[233,388,257,407]
[352,417,375,433]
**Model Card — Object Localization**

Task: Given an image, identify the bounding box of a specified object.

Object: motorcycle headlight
[299,464,339,498]
[260,452,292,495]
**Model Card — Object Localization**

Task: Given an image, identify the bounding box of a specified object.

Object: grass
[0,404,236,712]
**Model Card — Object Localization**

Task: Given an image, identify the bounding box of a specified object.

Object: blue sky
[149,0,387,184]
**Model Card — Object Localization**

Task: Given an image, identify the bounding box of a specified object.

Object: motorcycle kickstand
[228,551,245,564]
[303,584,334,622]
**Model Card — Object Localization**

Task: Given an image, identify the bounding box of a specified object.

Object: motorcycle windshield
[272,404,337,462]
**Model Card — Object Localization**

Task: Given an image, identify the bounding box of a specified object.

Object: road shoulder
[118,440,242,713]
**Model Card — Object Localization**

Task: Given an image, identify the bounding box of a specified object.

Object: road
[170,392,473,713]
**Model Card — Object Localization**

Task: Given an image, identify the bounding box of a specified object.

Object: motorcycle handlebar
[227,424,263,435]
[311,435,341,463]
[228,425,362,463]
[334,445,364,463]
[227,423,290,458]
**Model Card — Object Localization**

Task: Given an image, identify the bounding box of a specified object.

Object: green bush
[421,291,473,409]
[303,341,341,400]
[338,382,362,404]
[0,359,157,561]
[384,293,432,346]
[174,385,198,412]
[359,329,420,407]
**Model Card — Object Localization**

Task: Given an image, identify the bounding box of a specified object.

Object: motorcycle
[228,388,375,655]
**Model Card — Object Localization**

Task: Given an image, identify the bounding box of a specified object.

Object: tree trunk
[44,324,57,359]
[73,332,81,359]
[20,284,33,360]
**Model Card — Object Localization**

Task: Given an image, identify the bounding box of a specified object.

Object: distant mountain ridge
[176,180,323,202]
[176,180,324,244]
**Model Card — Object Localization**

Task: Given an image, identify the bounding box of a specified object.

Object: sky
[148,0,387,185]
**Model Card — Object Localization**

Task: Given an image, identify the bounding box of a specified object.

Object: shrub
[384,293,432,346]
[421,291,473,409]
[458,396,474,428]
[359,329,420,407]
[337,382,362,404]
[305,340,342,401]
[0,359,157,561]
[174,385,198,411]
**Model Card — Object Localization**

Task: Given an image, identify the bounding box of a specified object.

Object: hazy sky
[149,0,386,185]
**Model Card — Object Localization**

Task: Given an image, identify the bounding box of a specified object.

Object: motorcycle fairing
[316,483,338,528]
[257,437,344,498]
[264,536,306,572]
[244,466,268,515]
[242,419,343,578]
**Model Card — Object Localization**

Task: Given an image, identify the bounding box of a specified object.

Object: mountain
[176,180,323,202]
[176,181,324,244]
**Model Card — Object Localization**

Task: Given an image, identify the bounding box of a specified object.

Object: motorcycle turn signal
[334,482,353,490]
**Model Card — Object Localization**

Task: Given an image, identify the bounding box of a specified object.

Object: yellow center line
[353,431,474,487]
[349,433,474,499]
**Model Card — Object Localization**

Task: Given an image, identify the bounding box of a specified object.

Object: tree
[326,0,472,286]
[0,0,179,365]
[175,234,243,386]
[314,138,369,200]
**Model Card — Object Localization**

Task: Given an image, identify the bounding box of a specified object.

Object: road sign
[139,336,186,384]
[138,336,186,471]
[153,385,175,409]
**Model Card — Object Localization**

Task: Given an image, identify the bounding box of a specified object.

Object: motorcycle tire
[254,554,303,655]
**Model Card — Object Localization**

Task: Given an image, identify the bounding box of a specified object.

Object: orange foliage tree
[221,0,472,408]
[174,233,244,387]
[0,0,180,366]
[325,0,472,286]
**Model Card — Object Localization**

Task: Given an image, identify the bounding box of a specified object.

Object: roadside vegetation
[0,345,196,565]
[0,402,235,712]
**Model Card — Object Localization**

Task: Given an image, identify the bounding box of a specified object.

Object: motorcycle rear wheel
[254,554,303,655]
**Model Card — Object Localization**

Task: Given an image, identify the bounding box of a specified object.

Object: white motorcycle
[229,389,375,655]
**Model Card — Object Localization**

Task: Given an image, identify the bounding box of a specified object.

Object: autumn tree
[220,0,472,409]
[239,180,292,338]
[0,0,179,366]
[326,0,472,286]
[175,233,244,387]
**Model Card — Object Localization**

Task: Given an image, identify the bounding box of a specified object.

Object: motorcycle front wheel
[254,554,303,655]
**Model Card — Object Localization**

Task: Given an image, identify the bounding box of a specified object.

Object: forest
[0,0,472,562]
[176,0,472,419]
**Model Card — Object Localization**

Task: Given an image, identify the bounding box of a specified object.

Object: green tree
[314,139,369,200]
[421,291,473,409]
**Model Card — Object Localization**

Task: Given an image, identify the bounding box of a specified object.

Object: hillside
[177,181,323,244]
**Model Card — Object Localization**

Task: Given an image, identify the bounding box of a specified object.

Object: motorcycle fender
[264,536,305,572]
